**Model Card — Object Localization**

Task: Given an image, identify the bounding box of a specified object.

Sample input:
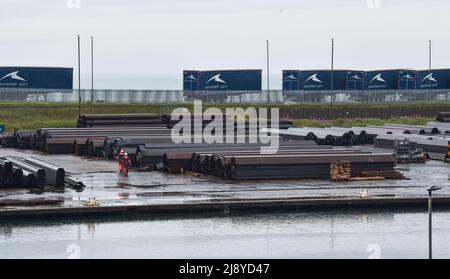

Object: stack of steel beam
[436,112,450,123]
[219,153,395,180]
[139,141,327,169]
[0,156,66,188]
[25,157,65,187]
[161,113,294,130]
[15,130,35,149]
[264,128,364,146]
[191,149,371,176]
[6,156,46,185]
[426,122,450,134]
[77,114,165,128]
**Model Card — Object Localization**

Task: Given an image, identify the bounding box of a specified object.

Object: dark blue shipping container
[297,70,348,91]
[416,69,450,90]
[365,69,415,90]
[183,70,200,91]
[398,70,416,90]
[346,71,365,91]
[183,69,262,92]
[0,67,73,90]
[282,70,301,91]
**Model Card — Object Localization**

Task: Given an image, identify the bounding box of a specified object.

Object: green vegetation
[0,102,441,132]
[293,117,433,128]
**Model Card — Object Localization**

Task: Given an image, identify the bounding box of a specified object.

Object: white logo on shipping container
[305,74,323,84]
[349,75,362,81]
[422,73,437,83]
[370,73,386,83]
[206,74,226,84]
[284,74,297,81]
[0,71,26,82]
[185,75,197,81]
[400,74,414,80]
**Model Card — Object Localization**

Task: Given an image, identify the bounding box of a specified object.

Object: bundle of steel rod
[0,156,66,188]
[77,114,165,128]
[374,134,450,161]
[218,153,395,180]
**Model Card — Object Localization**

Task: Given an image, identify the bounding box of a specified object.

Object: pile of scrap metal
[0,156,76,188]
[77,114,166,128]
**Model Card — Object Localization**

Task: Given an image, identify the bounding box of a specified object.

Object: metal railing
[1,88,449,103]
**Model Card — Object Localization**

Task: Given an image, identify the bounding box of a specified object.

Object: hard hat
[124,153,128,156]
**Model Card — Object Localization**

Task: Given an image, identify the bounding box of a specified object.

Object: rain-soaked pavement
[1,147,450,214]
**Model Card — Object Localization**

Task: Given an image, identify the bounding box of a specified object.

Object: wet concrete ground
[1,147,450,214]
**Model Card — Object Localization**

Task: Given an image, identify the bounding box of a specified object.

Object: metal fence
[1,88,450,103]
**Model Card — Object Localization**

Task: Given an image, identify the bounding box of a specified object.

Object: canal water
[1,209,450,259]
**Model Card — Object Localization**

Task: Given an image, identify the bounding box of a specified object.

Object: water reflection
[0,209,448,259]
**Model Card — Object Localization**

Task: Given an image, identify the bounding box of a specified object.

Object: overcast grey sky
[1,0,449,89]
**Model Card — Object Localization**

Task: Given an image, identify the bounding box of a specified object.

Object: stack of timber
[330,161,352,181]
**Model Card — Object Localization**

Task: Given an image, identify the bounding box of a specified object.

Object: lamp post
[428,40,432,101]
[266,40,270,104]
[91,36,94,108]
[427,186,442,259]
[77,35,81,117]
[331,38,334,105]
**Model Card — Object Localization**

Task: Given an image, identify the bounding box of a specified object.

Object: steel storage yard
[364,69,416,90]
[183,69,262,92]
[0,67,73,90]
[416,69,450,90]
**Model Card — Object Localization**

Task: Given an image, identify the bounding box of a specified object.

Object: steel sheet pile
[0,156,65,188]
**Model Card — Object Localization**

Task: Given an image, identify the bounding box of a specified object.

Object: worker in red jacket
[116,149,125,173]
[121,153,132,176]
